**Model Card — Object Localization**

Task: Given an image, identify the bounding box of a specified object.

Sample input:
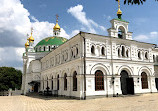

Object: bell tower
[107,0,133,40]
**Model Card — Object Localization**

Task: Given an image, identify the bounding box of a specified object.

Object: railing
[39,90,58,96]
[0,91,9,96]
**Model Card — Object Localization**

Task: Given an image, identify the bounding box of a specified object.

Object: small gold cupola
[117,0,122,19]
[53,14,61,31]
[25,40,29,48]
[28,27,34,42]
[53,14,61,37]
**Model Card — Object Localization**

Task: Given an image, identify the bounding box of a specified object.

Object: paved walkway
[0,93,158,111]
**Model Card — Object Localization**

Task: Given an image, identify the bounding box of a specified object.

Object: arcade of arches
[41,69,150,96]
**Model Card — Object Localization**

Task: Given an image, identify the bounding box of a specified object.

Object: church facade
[21,3,158,99]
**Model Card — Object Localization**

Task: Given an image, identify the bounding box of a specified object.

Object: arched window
[57,75,59,90]
[118,29,123,39]
[138,51,141,59]
[118,26,125,39]
[75,47,78,57]
[121,46,125,57]
[71,50,73,58]
[44,46,46,51]
[126,50,129,57]
[91,45,95,54]
[118,48,120,57]
[153,55,155,62]
[65,52,68,61]
[145,52,148,60]
[73,48,76,58]
[73,71,77,91]
[156,56,158,62]
[64,73,67,90]
[48,46,51,51]
[52,76,53,90]
[101,47,105,55]
[95,70,104,91]
[153,55,155,63]
[141,72,148,89]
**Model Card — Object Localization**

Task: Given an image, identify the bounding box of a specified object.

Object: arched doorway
[34,83,38,92]
[95,70,104,91]
[73,71,77,91]
[57,75,59,90]
[141,72,148,89]
[120,70,134,95]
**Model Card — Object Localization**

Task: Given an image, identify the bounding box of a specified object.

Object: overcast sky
[0,0,158,71]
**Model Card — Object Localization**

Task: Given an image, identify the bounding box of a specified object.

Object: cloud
[0,0,31,47]
[150,32,158,37]
[134,35,149,41]
[134,31,158,44]
[0,0,69,70]
[103,15,111,20]
[0,0,69,48]
[0,47,25,67]
[67,4,106,33]
[70,30,80,37]
[31,16,39,22]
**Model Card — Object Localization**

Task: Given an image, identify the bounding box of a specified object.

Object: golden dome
[53,23,60,30]
[117,8,122,15]
[25,41,29,48]
[28,35,34,42]
[27,27,34,42]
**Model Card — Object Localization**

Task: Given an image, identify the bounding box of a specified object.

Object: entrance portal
[126,78,134,94]
[155,78,158,91]
[120,70,134,95]
[34,83,38,92]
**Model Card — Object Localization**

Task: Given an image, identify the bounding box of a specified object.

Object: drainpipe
[80,31,86,100]
[110,36,115,97]
[149,75,152,93]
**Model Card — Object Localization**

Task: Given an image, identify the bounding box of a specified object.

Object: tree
[0,67,22,91]
[116,0,158,5]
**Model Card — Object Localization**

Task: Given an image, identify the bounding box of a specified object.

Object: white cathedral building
[21,2,158,99]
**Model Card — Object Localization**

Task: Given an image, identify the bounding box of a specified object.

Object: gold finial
[118,0,120,8]
[117,0,122,19]
[27,33,29,39]
[25,40,29,48]
[53,14,60,31]
[28,27,34,42]
[56,14,59,23]
[25,34,29,48]
[31,27,33,36]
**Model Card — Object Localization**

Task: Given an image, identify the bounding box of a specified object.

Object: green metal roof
[114,18,129,23]
[35,36,67,47]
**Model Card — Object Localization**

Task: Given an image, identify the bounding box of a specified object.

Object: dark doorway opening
[34,83,38,92]
[120,70,134,95]
[155,78,158,91]
[126,78,134,94]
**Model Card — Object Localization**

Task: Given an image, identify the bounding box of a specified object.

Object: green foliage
[0,67,22,91]
[116,0,158,5]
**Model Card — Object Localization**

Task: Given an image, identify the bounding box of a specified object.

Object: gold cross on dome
[27,34,29,38]
[56,14,59,22]
[31,27,33,35]
[118,0,120,8]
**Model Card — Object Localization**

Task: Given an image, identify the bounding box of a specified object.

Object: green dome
[35,37,67,47]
